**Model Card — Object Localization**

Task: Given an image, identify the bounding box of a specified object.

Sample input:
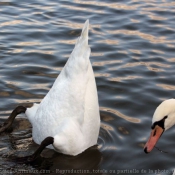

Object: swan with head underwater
[0,20,100,161]
[144,99,175,153]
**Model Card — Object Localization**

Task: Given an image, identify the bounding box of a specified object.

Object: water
[0,0,175,174]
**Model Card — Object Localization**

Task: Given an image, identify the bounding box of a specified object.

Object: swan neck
[6,106,26,125]
[31,137,54,160]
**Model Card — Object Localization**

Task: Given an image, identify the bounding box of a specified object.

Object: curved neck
[0,106,26,133]
[6,106,26,124]
[30,137,54,161]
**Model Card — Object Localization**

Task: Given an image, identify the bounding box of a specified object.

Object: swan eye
[151,116,168,129]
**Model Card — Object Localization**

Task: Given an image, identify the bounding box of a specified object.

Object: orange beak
[144,125,164,153]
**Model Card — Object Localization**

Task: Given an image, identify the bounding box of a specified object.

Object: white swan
[144,99,175,153]
[0,20,100,160]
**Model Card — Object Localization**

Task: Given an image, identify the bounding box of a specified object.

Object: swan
[144,99,175,153]
[0,20,100,161]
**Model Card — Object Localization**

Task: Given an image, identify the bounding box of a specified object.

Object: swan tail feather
[63,20,90,77]
[76,19,89,46]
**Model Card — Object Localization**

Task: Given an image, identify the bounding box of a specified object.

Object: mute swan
[0,20,100,161]
[144,99,175,153]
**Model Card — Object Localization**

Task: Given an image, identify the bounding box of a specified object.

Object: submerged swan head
[144,99,175,153]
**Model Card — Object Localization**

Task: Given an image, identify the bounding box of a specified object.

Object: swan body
[144,99,175,153]
[25,20,100,156]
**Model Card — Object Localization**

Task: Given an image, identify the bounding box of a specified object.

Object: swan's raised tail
[61,20,90,79]
[76,19,89,46]
[71,19,90,61]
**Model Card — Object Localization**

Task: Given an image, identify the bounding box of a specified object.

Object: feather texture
[25,20,100,155]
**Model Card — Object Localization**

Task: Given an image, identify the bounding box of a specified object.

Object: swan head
[144,99,175,153]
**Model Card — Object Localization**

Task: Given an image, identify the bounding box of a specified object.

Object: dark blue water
[0,0,175,175]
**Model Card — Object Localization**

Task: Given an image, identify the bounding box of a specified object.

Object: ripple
[1,0,175,173]
[108,75,142,82]
[100,107,140,123]
[93,60,122,67]
[108,29,170,44]
[156,84,175,90]
[121,62,170,72]
[73,1,139,10]
[61,5,104,14]
[0,20,22,28]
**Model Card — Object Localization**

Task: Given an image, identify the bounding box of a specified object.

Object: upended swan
[0,20,100,161]
[144,99,175,153]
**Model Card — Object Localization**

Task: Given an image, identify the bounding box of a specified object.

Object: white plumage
[152,99,175,131]
[144,98,175,153]
[25,20,100,156]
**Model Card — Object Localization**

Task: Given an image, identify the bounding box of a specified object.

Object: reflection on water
[50,146,102,175]
[100,107,140,123]
[0,0,175,174]
[108,29,170,44]
[156,84,175,91]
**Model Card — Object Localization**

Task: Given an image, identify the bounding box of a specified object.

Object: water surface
[0,0,175,175]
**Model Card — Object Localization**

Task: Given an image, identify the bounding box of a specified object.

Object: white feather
[25,20,100,155]
[152,99,175,131]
